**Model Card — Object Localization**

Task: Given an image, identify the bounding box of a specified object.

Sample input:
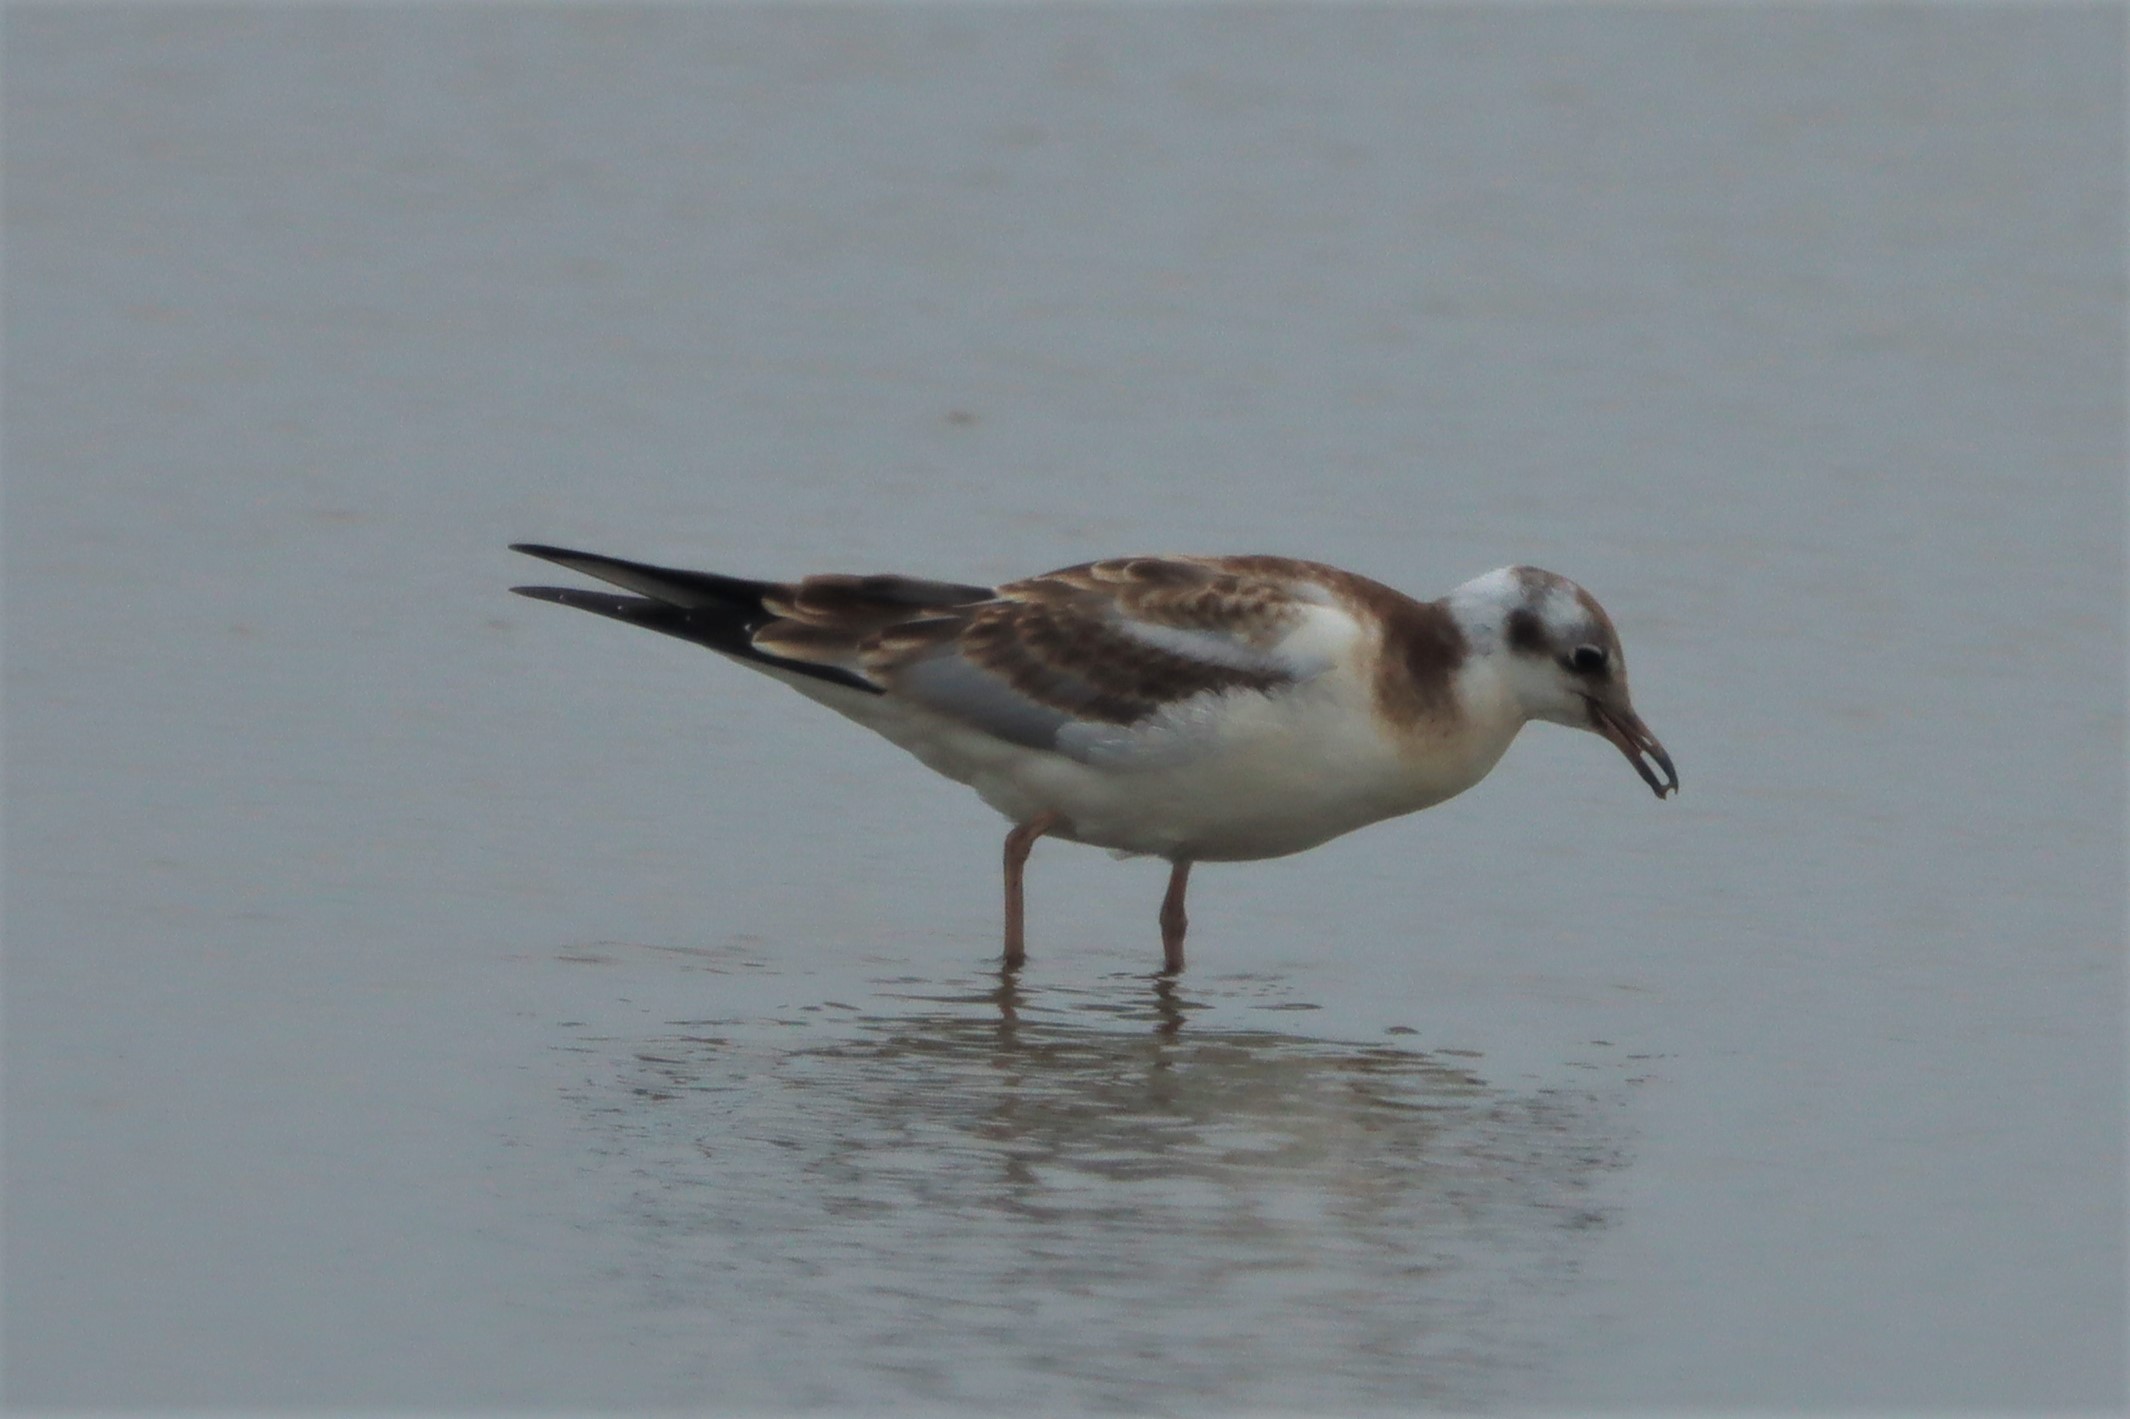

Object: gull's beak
[1584,696,1678,799]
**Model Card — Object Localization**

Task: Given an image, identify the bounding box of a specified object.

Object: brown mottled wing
[862,557,1339,754]
[740,573,996,686]
[517,547,1364,755]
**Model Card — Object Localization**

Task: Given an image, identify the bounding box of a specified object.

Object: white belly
[782,669,1522,863]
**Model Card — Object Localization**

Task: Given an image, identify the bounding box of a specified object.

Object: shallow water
[6,6,2123,1412]
[549,957,1634,1411]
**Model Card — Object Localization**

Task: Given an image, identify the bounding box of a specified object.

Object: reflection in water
[562,969,1629,1411]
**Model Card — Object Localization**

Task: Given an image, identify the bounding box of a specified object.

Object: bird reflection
[806,975,1493,1216]
[985,962,1192,1040]
[581,968,1625,1410]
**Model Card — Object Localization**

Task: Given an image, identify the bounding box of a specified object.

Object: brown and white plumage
[511,545,1676,972]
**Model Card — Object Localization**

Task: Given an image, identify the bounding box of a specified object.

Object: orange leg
[1159,859,1192,974]
[1002,811,1065,968]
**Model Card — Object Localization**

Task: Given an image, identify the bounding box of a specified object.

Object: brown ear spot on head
[1505,607,1548,655]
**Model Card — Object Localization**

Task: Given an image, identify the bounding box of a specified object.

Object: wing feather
[516,547,1366,758]
[867,557,1357,755]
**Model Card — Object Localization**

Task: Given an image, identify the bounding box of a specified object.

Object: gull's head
[1450,566,1678,799]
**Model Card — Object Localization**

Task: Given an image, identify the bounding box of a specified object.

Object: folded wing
[857,558,1352,754]
[512,548,1354,758]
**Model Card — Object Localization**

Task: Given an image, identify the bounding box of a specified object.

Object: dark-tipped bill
[1585,698,1678,799]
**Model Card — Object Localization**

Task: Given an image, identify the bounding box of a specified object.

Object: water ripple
[559,969,1632,1411]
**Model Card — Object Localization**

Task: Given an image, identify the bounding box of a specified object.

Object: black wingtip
[504,543,778,611]
[510,543,581,565]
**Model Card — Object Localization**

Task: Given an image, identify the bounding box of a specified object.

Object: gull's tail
[511,543,885,693]
[510,543,997,697]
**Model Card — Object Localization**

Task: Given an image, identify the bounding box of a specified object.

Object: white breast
[922,675,1514,861]
[765,607,1528,863]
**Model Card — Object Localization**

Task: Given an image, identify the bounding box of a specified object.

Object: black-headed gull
[512,547,1676,973]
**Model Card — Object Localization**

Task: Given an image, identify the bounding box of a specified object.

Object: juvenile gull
[511,548,1677,973]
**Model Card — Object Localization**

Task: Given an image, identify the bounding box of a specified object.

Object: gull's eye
[1568,644,1608,674]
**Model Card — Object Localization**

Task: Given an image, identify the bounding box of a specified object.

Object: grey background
[5,4,2123,1411]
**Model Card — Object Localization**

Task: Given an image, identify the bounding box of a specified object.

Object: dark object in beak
[1584,697,1679,799]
